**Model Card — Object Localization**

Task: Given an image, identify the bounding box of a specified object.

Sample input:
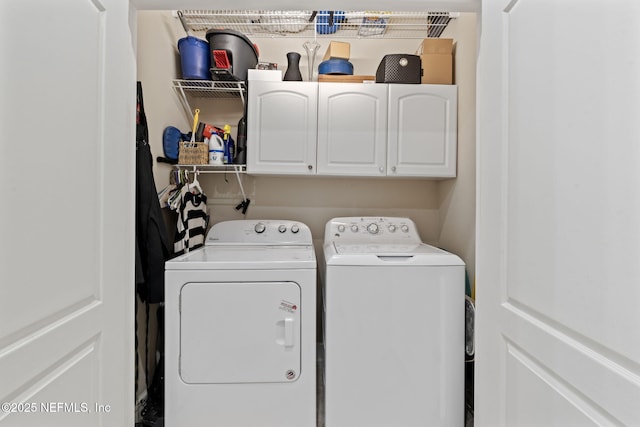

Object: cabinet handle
[379,166,384,173]
[308,165,313,170]
[391,166,397,172]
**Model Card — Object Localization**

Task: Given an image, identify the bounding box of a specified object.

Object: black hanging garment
[135,82,168,427]
[135,81,171,303]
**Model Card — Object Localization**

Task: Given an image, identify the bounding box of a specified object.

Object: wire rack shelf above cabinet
[177,10,455,39]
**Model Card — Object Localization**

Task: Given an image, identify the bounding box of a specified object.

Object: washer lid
[325,242,464,266]
[334,243,427,254]
[165,245,316,270]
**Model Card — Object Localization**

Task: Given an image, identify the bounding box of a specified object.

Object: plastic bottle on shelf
[222,124,234,164]
[208,134,224,165]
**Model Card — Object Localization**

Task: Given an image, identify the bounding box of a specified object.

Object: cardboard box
[418,38,454,84]
[323,41,351,61]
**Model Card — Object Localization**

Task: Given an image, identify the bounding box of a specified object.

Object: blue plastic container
[316,11,345,34]
[178,36,211,80]
[318,58,353,75]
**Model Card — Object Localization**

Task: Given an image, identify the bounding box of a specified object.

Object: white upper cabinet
[317,83,389,176]
[247,81,318,175]
[388,85,458,177]
[247,81,457,178]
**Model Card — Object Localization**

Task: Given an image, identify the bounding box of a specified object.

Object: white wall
[438,12,477,291]
[136,11,476,274]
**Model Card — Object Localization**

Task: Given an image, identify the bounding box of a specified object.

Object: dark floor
[466,361,475,427]
[317,347,325,427]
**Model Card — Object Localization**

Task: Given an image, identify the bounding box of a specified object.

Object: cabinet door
[247,81,318,175]
[317,83,388,176]
[387,85,458,177]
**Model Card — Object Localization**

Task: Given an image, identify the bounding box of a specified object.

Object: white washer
[165,220,316,427]
[321,217,465,427]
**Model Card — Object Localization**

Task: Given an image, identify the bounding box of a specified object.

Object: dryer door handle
[284,317,295,347]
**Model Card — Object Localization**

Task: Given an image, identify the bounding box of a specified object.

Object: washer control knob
[291,224,300,234]
[367,223,379,234]
[351,225,359,233]
[401,225,410,233]
[337,224,346,233]
[388,224,397,233]
[254,222,266,234]
[278,224,287,233]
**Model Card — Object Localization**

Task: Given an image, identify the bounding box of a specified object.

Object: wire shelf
[172,79,246,98]
[179,10,453,39]
[175,164,247,174]
[172,80,247,119]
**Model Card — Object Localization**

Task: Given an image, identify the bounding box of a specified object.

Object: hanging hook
[233,165,250,215]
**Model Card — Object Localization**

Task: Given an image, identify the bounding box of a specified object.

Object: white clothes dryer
[321,217,465,427]
[165,220,316,427]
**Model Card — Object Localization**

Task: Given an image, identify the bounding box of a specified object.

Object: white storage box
[248,69,282,81]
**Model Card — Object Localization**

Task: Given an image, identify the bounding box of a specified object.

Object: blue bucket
[178,36,211,80]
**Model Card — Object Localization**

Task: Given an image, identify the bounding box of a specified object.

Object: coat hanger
[188,167,203,194]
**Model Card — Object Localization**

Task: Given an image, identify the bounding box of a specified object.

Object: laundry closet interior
[135,4,477,426]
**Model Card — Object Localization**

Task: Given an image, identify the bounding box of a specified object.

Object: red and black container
[205,29,259,81]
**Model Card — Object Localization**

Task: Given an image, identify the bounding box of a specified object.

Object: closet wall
[136,11,476,277]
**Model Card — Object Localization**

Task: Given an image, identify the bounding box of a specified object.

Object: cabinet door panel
[317,83,388,176]
[388,85,457,177]
[247,81,318,175]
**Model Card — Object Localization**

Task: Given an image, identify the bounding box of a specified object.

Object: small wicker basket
[178,141,208,165]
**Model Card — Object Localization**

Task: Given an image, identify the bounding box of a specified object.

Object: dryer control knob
[255,222,266,234]
[351,225,359,233]
[401,225,410,233]
[367,223,379,234]
[337,224,346,233]
[278,225,287,233]
[291,224,300,234]
[388,224,397,233]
